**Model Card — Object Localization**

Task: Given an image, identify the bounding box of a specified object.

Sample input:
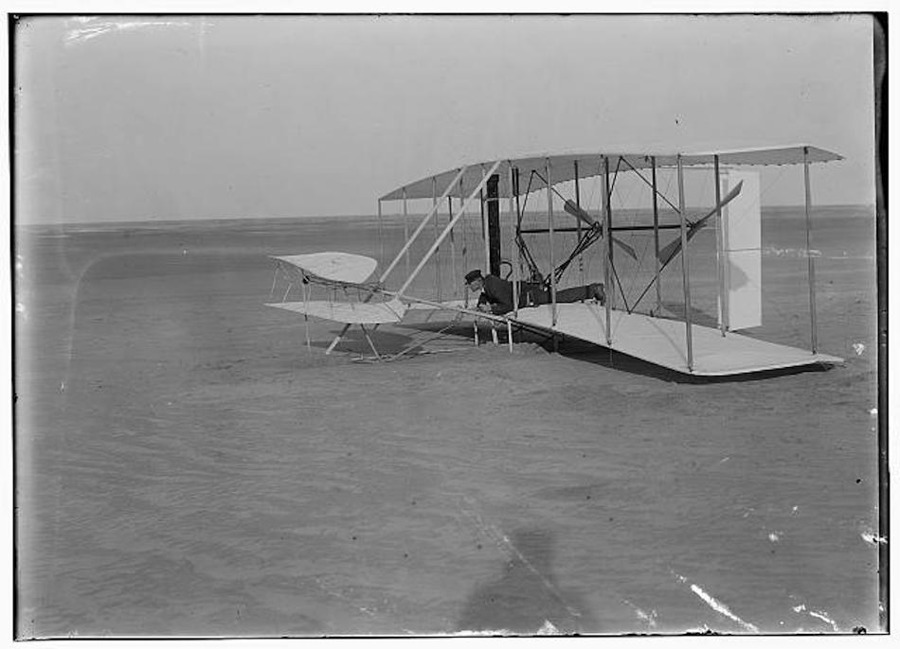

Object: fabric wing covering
[379,145,842,201]
[272,252,378,284]
[267,298,407,325]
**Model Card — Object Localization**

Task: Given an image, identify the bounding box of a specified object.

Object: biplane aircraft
[267,146,844,376]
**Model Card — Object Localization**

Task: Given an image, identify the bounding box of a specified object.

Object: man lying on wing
[464,269,605,316]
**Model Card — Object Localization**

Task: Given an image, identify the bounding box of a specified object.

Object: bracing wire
[615,177,656,308]
[387,312,467,361]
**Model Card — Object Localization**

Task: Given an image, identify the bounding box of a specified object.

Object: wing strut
[325,165,470,354]
[381,165,470,284]
[630,180,744,313]
[396,160,504,297]
[327,161,503,354]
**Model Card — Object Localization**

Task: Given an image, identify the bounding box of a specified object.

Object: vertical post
[377,199,384,272]
[432,177,441,302]
[460,175,468,307]
[448,195,457,300]
[602,156,612,346]
[402,188,410,278]
[606,158,616,311]
[303,281,311,352]
[514,167,523,278]
[486,174,502,276]
[651,156,661,314]
[676,154,694,372]
[804,146,818,353]
[574,159,584,286]
[359,325,381,361]
[481,165,490,274]
[546,158,558,327]
[509,163,520,316]
[714,155,728,336]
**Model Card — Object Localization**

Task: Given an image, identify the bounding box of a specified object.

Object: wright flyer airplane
[268,145,844,377]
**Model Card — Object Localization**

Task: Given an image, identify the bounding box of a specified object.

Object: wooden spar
[359,324,381,360]
[651,156,661,314]
[382,288,508,324]
[460,174,468,307]
[509,163,520,315]
[402,188,409,277]
[522,225,682,234]
[602,156,612,346]
[607,158,616,311]
[481,164,490,273]
[448,196,457,300]
[714,154,728,336]
[676,154,694,371]
[803,146,818,353]
[574,160,585,286]
[326,166,467,355]
[269,265,279,299]
[303,280,311,352]
[379,166,467,284]
[432,176,441,301]
[546,158,558,327]
[377,199,384,271]
[397,160,502,297]
[514,167,524,279]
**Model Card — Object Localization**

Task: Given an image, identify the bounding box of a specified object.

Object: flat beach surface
[15,208,879,637]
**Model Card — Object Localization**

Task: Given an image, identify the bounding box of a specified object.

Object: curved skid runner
[510,303,843,376]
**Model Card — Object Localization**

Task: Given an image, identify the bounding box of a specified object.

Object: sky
[14,13,877,224]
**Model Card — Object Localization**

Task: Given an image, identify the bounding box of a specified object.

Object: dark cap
[464,269,483,284]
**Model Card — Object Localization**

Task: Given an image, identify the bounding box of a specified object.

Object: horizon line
[16,202,876,228]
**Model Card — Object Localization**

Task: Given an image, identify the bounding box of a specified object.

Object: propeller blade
[657,237,683,266]
[690,180,744,232]
[563,199,596,226]
[656,180,744,265]
[612,236,638,260]
[656,223,710,266]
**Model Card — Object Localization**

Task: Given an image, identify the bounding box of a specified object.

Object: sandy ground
[14,210,880,637]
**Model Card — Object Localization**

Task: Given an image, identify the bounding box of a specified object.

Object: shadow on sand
[309,328,418,356]
[456,528,595,635]
[311,319,480,358]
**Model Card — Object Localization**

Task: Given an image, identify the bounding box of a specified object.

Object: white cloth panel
[719,171,761,330]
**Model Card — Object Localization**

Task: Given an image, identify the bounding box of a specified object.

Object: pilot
[465,269,514,315]
[465,269,605,316]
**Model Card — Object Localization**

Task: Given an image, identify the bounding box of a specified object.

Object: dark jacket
[477,274,515,315]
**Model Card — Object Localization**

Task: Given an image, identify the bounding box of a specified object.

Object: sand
[14,208,879,637]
